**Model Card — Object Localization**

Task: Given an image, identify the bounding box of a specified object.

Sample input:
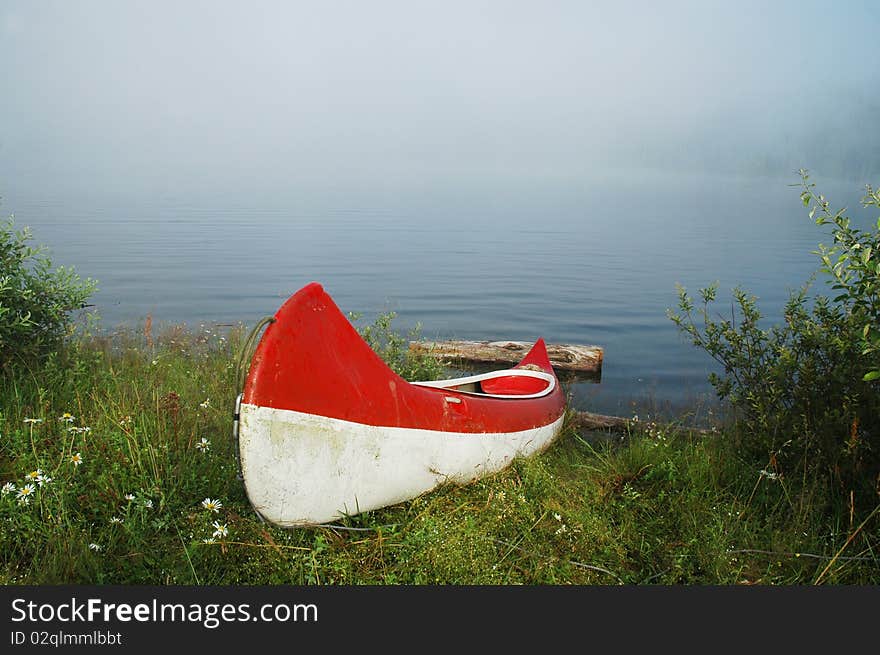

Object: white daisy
[58,412,76,423]
[195,437,211,453]
[201,498,222,513]
[70,453,83,467]
[124,493,136,502]
[16,484,36,504]
[211,521,228,539]
[2,482,16,496]
[23,417,43,424]
[88,543,102,551]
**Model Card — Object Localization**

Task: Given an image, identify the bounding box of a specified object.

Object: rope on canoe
[233,315,276,484]
[235,315,276,395]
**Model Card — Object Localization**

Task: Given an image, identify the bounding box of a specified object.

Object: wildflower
[142,499,153,509]
[2,482,16,496]
[199,398,211,409]
[496,490,506,502]
[124,493,136,502]
[151,359,158,366]
[202,538,216,545]
[25,469,43,482]
[195,437,211,453]
[759,469,779,480]
[88,543,102,552]
[110,516,124,524]
[553,512,562,522]
[201,498,222,513]
[67,426,92,435]
[58,412,76,423]
[555,524,569,536]
[23,417,43,424]
[70,452,83,466]
[36,474,52,488]
[17,484,36,504]
[119,415,133,426]
[211,521,228,539]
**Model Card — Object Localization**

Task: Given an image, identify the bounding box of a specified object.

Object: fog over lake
[1,1,878,416]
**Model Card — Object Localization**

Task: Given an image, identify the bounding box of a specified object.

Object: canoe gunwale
[411,368,556,399]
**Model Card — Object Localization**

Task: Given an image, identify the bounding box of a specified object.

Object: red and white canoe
[235,282,566,526]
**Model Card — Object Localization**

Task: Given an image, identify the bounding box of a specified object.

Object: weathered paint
[239,403,566,526]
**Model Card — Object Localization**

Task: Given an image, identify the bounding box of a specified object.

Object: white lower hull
[238,403,565,527]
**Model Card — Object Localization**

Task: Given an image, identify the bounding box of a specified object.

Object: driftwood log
[571,411,714,436]
[409,340,603,374]
[409,340,712,436]
[571,411,631,431]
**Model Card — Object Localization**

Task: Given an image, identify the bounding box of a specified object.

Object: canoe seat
[479,373,551,396]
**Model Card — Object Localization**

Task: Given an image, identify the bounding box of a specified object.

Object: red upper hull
[242,282,566,434]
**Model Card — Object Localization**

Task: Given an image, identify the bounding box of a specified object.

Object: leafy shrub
[0,217,96,368]
[800,174,880,381]
[353,311,444,382]
[668,171,880,488]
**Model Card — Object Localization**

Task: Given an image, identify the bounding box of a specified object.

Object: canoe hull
[239,402,565,526]
[236,282,567,527]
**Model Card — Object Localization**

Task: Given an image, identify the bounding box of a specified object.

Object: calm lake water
[3,169,871,418]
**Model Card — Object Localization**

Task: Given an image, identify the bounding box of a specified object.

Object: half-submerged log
[572,411,630,431]
[409,340,603,374]
[571,411,714,436]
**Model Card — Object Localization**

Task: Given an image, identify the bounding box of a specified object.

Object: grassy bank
[1,319,878,585]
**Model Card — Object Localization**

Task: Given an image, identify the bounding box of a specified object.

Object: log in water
[571,410,714,436]
[409,339,603,374]
[571,411,630,430]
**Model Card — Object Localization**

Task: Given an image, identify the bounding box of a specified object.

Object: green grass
[1,318,878,585]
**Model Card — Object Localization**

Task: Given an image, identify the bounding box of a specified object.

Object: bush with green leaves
[0,216,96,368]
[353,310,445,382]
[668,171,880,489]
[799,173,880,382]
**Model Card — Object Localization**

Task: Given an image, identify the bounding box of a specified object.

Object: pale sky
[2,0,878,201]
